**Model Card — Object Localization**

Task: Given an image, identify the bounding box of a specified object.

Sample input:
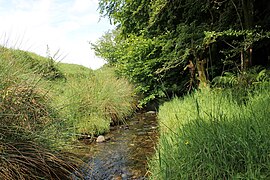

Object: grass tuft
[56,65,137,136]
[0,136,82,180]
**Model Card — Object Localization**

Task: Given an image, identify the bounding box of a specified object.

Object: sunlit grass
[0,46,82,179]
[150,87,270,179]
[54,64,137,136]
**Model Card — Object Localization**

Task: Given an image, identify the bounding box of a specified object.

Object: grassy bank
[0,46,137,179]
[0,47,81,179]
[53,63,137,136]
[150,85,270,179]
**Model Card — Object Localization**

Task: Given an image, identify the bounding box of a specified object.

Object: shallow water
[73,112,158,180]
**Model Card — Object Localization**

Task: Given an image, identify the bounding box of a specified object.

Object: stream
[73,111,158,180]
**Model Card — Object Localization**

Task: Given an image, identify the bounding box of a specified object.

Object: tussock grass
[0,135,81,180]
[150,86,270,179]
[0,47,81,179]
[56,65,137,135]
[1,84,52,130]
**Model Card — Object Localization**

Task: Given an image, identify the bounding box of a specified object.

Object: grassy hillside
[0,46,137,179]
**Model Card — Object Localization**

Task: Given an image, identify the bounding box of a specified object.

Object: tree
[93,0,270,106]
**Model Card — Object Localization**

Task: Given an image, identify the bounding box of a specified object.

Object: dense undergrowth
[0,46,136,179]
[149,78,270,179]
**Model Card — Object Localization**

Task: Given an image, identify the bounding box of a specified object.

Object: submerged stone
[121,173,128,179]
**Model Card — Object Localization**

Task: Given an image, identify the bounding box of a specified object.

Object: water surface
[74,112,158,180]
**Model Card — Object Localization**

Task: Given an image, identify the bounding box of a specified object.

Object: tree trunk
[241,50,244,71]
[242,0,254,29]
[241,48,252,71]
[196,59,208,88]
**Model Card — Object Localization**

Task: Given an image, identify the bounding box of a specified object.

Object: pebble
[96,135,105,143]
[146,111,156,114]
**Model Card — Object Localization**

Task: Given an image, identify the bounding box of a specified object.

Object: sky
[0,0,114,69]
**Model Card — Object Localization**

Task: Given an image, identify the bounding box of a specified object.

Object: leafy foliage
[94,0,270,106]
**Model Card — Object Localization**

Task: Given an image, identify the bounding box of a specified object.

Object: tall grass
[0,47,81,179]
[54,65,137,136]
[150,86,270,179]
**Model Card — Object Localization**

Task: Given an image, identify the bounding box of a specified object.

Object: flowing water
[73,111,158,180]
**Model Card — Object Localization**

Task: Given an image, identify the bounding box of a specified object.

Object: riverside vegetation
[2,0,270,179]
[0,46,136,179]
[3,43,270,179]
[92,0,270,179]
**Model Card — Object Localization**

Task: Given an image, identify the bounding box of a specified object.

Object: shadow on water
[73,111,158,180]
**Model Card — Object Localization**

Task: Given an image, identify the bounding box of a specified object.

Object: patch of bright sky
[0,0,113,69]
